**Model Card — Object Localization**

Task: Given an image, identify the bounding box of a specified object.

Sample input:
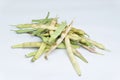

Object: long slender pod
[12,42,41,48]
[65,35,81,76]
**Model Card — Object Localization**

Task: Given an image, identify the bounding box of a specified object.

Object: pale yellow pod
[12,42,41,48]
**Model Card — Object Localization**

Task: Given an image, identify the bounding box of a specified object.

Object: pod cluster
[12,12,107,76]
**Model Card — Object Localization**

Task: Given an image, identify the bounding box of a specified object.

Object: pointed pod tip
[10,30,18,32]
[85,61,89,63]
[95,52,104,55]
[31,58,36,62]
[78,73,82,76]
[104,49,111,52]
[11,45,22,48]
[25,55,30,58]
[11,45,16,48]
[9,25,17,26]
[11,30,15,31]
[44,56,48,60]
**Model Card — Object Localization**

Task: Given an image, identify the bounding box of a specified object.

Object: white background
[0,0,120,80]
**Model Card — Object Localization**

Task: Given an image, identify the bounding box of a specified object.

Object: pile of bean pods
[12,12,108,76]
